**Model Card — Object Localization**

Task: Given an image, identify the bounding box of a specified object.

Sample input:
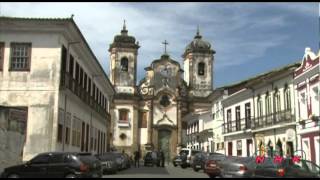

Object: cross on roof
[162,40,169,54]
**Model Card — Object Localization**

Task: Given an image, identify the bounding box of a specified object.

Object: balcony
[60,72,109,119]
[252,109,294,130]
[118,120,130,128]
[223,117,253,134]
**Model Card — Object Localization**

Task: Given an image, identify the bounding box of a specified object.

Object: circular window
[160,95,171,107]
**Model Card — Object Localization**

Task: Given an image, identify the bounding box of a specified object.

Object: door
[228,142,233,156]
[247,139,253,157]
[158,129,171,163]
[47,154,67,178]
[23,154,49,178]
[286,141,294,157]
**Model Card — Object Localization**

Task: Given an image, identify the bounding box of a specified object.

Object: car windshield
[98,153,115,161]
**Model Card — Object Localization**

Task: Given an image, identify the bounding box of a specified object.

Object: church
[109,22,215,161]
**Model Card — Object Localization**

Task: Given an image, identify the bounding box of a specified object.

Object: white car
[179,148,201,167]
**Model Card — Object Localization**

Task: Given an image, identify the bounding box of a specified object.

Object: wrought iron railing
[252,109,293,130]
[60,72,109,118]
[223,117,253,134]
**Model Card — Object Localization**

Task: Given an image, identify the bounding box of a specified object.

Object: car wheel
[181,164,187,169]
[173,163,177,167]
[65,174,77,178]
[193,167,199,172]
[7,174,20,178]
[209,175,216,178]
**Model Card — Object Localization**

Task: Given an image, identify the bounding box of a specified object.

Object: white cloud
[0,2,316,83]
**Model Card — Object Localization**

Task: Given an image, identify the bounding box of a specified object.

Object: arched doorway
[276,139,283,156]
[158,129,171,163]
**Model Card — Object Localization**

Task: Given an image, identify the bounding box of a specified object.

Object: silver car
[217,156,254,178]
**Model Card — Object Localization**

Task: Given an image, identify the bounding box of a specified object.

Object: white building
[0,17,115,170]
[294,48,320,166]
[222,62,300,157]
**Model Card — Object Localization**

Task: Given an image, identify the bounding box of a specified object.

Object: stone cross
[162,40,169,54]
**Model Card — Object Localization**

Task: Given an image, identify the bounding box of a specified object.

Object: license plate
[196,165,201,168]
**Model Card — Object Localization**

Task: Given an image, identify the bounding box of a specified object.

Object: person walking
[134,150,140,168]
[159,150,165,167]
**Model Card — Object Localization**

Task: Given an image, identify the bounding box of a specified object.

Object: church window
[120,57,128,72]
[119,109,129,122]
[160,95,171,107]
[198,62,205,76]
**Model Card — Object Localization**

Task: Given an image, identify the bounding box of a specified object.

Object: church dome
[109,21,139,50]
[183,28,215,57]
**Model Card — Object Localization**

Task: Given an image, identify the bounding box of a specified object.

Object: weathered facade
[110,25,215,161]
[0,17,115,171]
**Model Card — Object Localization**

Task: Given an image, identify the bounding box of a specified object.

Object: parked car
[250,157,320,178]
[144,151,160,167]
[172,154,183,167]
[112,152,126,170]
[217,156,254,178]
[192,152,208,172]
[0,152,102,178]
[179,148,201,168]
[95,153,118,175]
[204,153,226,178]
[122,153,131,169]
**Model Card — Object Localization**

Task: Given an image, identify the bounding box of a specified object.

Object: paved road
[103,163,208,178]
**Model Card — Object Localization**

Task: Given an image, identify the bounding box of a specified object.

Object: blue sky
[0,2,319,88]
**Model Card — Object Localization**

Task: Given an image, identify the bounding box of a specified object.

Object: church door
[158,129,171,163]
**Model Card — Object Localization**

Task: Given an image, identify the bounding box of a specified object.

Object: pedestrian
[134,150,140,168]
[151,151,157,167]
[160,150,165,167]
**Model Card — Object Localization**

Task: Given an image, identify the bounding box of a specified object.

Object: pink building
[294,47,320,166]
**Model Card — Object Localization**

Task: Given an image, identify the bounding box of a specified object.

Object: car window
[31,154,50,164]
[50,154,65,164]
[180,150,189,156]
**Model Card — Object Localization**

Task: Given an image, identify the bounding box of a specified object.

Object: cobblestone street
[103,163,208,178]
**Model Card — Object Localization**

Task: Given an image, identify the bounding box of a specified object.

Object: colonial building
[109,25,214,161]
[294,47,320,166]
[0,17,115,170]
[184,88,225,154]
[222,62,300,157]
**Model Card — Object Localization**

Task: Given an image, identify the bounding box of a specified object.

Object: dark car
[250,157,320,178]
[144,151,160,167]
[112,152,126,170]
[217,156,254,178]
[192,152,210,172]
[172,155,183,167]
[204,153,226,178]
[0,152,102,178]
[95,153,118,175]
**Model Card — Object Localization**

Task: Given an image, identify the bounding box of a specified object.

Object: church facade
[109,23,215,161]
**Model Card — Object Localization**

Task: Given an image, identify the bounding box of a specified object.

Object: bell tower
[182,27,215,97]
[109,20,140,94]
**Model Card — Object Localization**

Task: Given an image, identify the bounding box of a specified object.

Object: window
[61,45,67,73]
[227,109,232,132]
[69,55,74,77]
[265,92,272,115]
[86,123,89,152]
[257,96,263,117]
[0,42,4,71]
[139,111,148,128]
[119,109,129,122]
[120,57,128,71]
[160,95,171,107]
[31,154,50,164]
[274,89,281,112]
[80,67,83,86]
[81,122,85,151]
[75,62,79,83]
[88,78,92,95]
[7,107,28,135]
[84,73,87,91]
[198,62,205,76]
[10,43,31,71]
[284,85,291,110]
[245,103,251,128]
[50,154,65,164]
[72,117,77,147]
[236,106,241,131]
[65,113,71,145]
[57,109,64,143]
